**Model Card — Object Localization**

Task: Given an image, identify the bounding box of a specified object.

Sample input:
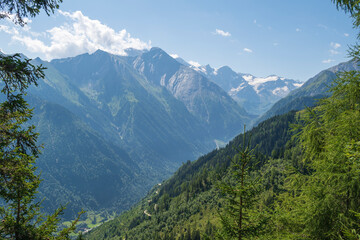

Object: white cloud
[3,10,151,60]
[296,28,301,32]
[322,59,335,64]
[0,24,19,35]
[326,42,341,56]
[317,24,328,30]
[330,49,339,55]
[170,53,179,59]
[243,48,253,53]
[215,29,231,37]
[273,42,279,46]
[344,33,349,37]
[188,60,201,68]
[331,42,341,49]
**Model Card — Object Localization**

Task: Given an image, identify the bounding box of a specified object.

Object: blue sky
[0,0,357,81]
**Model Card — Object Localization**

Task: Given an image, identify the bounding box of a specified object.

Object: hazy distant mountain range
[173,57,303,116]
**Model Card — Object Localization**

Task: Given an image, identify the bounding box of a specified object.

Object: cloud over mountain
[1,10,151,60]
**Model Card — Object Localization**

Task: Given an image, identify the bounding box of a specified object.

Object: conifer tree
[216,126,266,240]
[289,71,360,238]
[0,1,82,239]
[274,2,360,238]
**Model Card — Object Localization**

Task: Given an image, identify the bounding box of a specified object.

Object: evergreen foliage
[0,52,81,240]
[0,1,82,239]
[272,70,360,239]
[0,0,62,26]
[268,1,360,239]
[216,127,267,240]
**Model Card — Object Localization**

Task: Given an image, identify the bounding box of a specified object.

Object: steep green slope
[50,50,213,171]
[85,111,297,239]
[29,57,122,146]
[28,97,148,220]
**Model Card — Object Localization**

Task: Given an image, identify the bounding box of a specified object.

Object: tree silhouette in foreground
[0,1,82,239]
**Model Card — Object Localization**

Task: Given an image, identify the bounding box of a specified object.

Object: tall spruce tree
[216,126,266,240]
[0,1,82,239]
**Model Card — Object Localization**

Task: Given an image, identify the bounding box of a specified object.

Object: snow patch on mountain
[247,75,280,86]
[272,86,289,97]
[229,82,247,94]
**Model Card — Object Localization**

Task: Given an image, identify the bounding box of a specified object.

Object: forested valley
[87,1,360,238]
[1,0,360,240]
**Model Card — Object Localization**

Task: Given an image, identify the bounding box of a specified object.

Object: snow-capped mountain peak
[191,63,303,115]
[165,54,303,116]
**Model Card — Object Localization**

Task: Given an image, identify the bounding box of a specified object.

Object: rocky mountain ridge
[173,57,303,116]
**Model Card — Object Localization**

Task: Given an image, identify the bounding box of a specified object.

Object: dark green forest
[1,0,360,240]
